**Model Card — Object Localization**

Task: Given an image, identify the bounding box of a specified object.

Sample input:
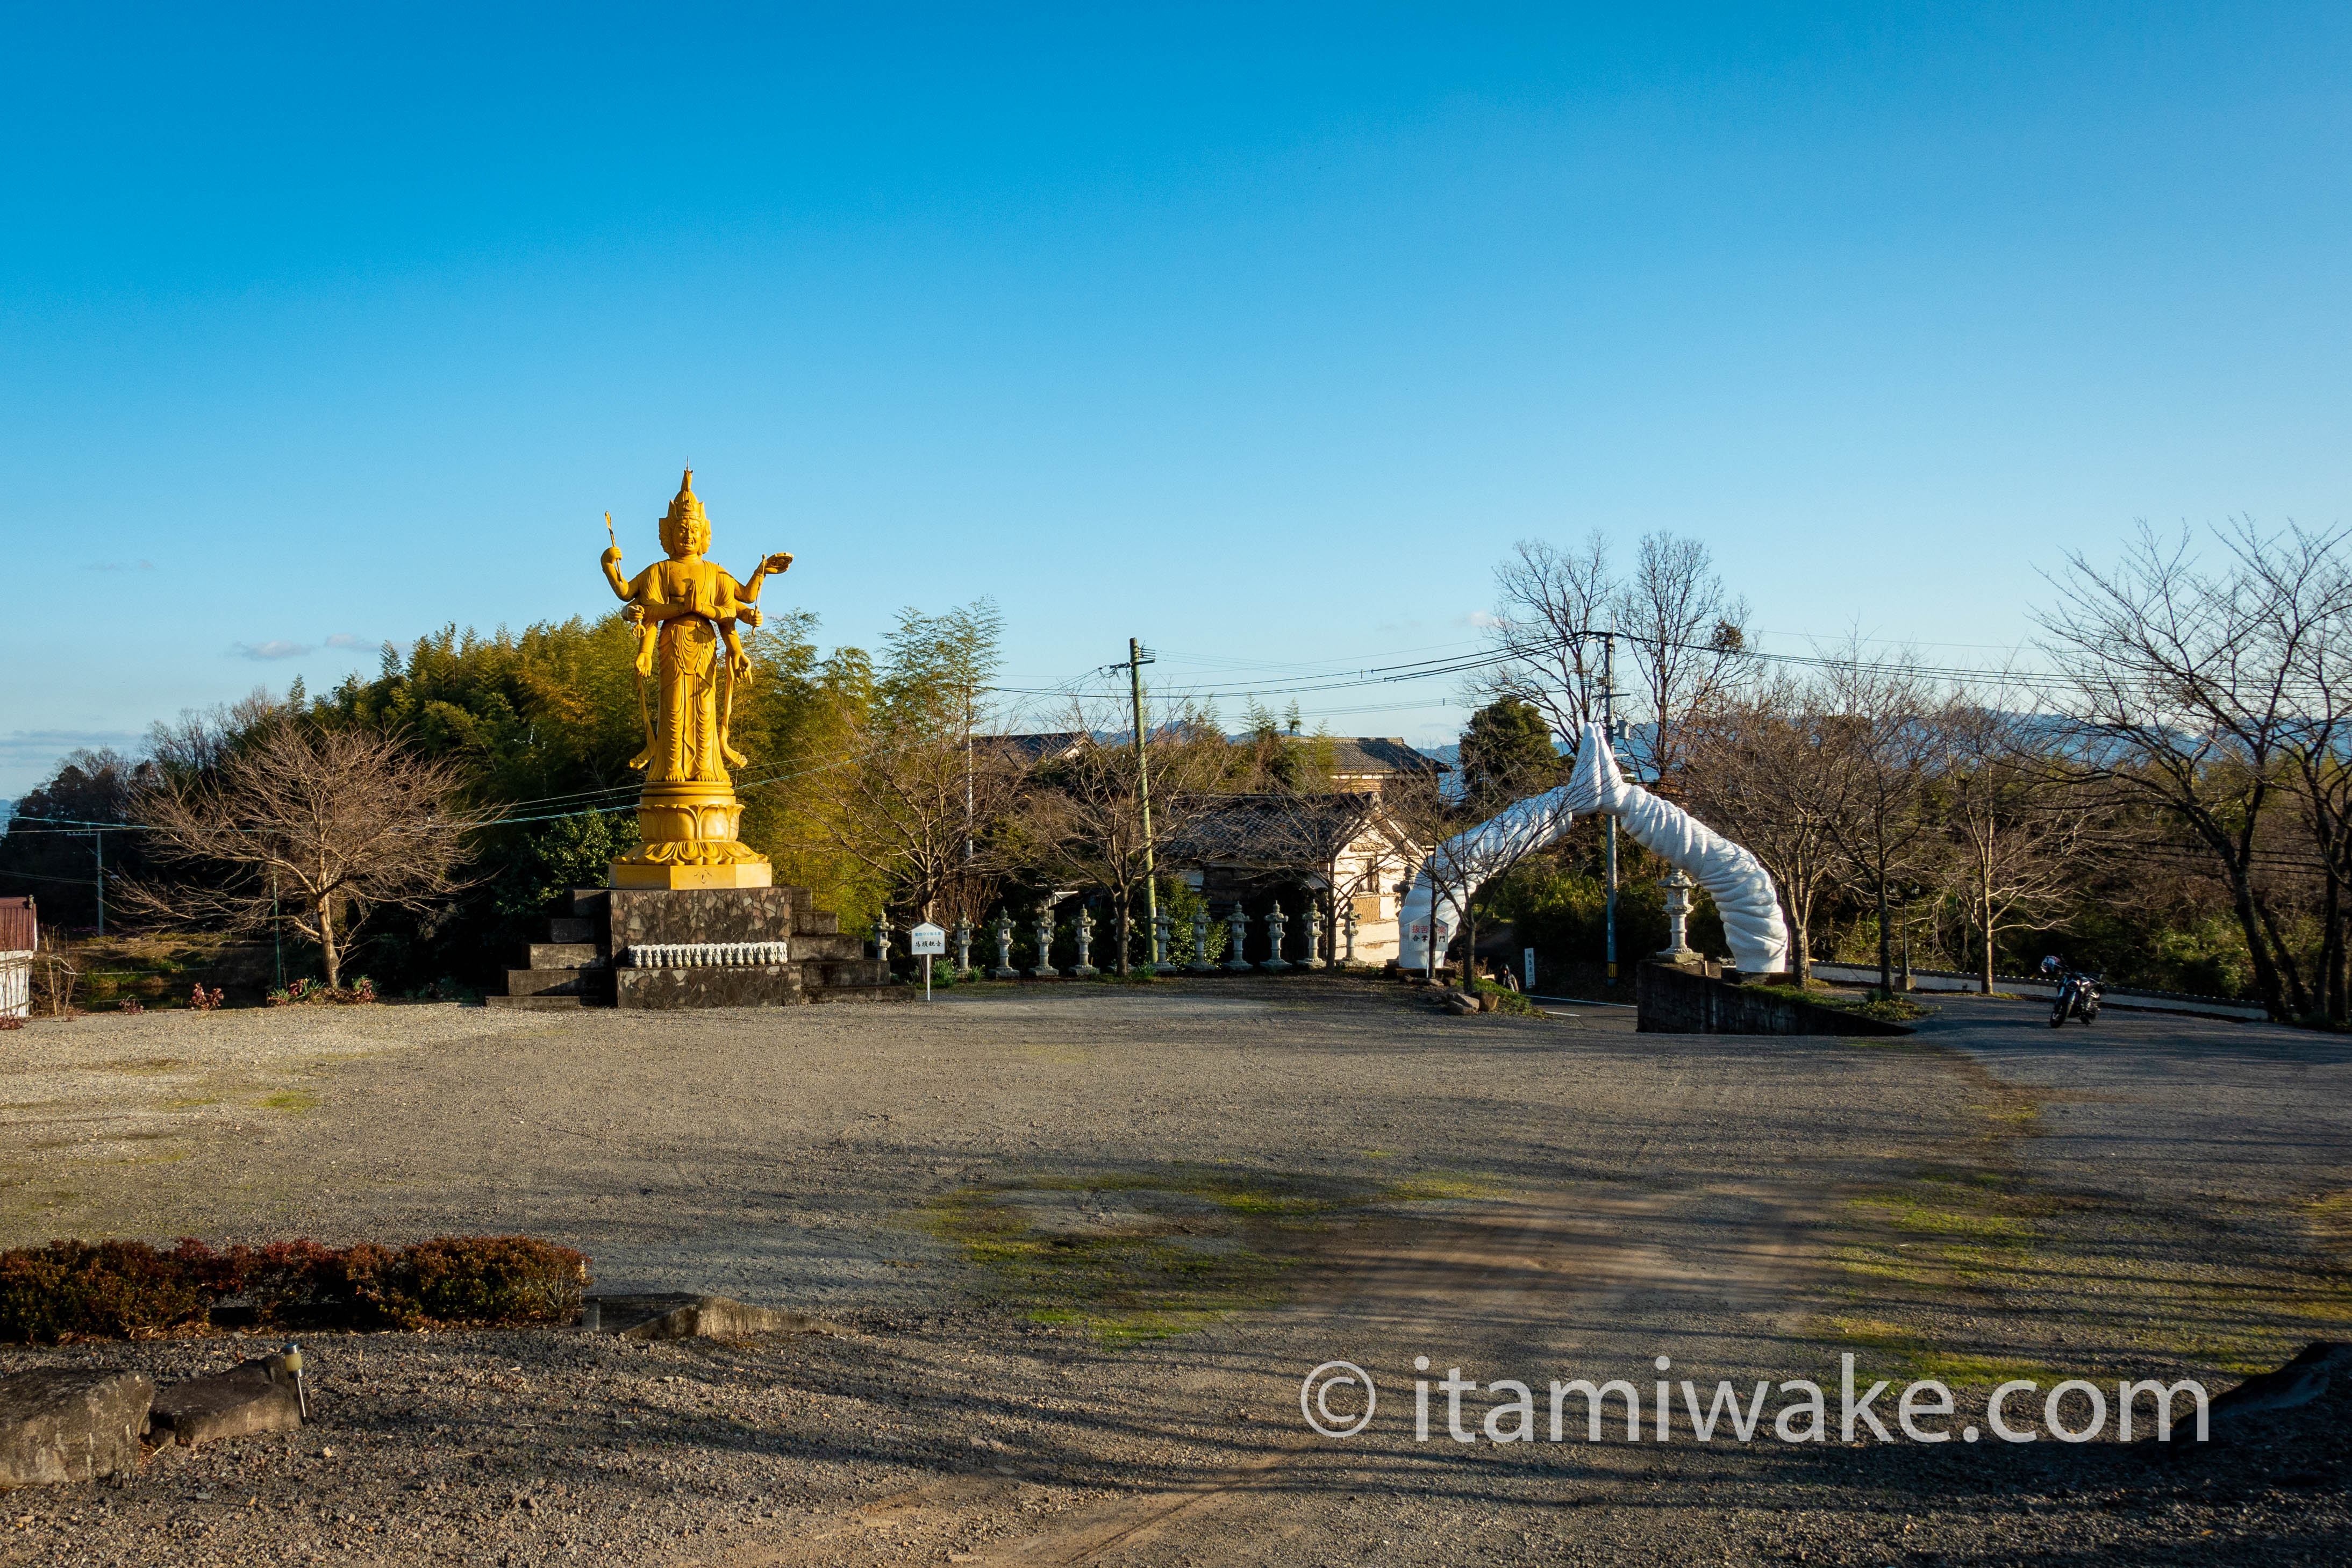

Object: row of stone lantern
[873,901,1364,978]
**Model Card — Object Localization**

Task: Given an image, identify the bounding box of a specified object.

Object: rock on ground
[0,1368,152,1491]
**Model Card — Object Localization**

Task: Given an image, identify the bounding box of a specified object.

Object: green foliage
[2054,903,2255,998]
[1154,876,1230,966]
[1229,700,1332,791]
[1750,983,1931,1023]
[1459,698,1556,811]
[876,600,1000,737]
[1477,826,1727,968]
[1467,976,1540,1015]
[0,1235,590,1342]
[491,812,642,924]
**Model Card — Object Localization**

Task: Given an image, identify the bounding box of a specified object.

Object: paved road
[1911,993,2352,1210]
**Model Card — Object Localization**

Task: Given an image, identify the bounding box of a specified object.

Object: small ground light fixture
[281,1342,307,1419]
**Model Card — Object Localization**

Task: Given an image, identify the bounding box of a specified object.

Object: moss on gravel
[930,1165,1503,1344]
[1824,1045,2352,1381]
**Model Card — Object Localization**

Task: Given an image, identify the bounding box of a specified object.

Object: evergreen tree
[1459,698,1556,813]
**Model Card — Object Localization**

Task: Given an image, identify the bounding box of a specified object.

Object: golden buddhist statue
[599,469,793,889]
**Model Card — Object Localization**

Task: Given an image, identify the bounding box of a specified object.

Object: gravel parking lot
[2,977,2347,1566]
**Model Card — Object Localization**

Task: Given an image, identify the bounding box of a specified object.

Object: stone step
[504,967,615,999]
[810,983,914,1004]
[547,918,595,944]
[790,933,864,962]
[529,942,604,968]
[799,911,840,936]
[484,993,609,1010]
[803,959,893,990]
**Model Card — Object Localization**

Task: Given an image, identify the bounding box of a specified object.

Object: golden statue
[599,469,793,889]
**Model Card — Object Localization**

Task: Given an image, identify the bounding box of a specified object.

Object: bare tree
[125,720,485,987]
[2034,521,2352,1021]
[146,689,279,776]
[1681,675,1853,985]
[1614,532,1752,785]
[793,603,1019,930]
[809,729,1027,929]
[1480,531,1749,786]
[1817,654,1947,999]
[1023,703,1229,976]
[1481,535,1615,741]
[1938,701,2094,993]
[2253,532,2352,1023]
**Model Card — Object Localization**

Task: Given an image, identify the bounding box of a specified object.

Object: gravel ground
[2,977,2346,1565]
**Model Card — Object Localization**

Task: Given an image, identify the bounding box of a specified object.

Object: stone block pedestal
[490,884,899,1009]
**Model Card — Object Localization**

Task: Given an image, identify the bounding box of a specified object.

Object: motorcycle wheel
[2049,1002,2068,1028]
[2081,1003,2098,1025]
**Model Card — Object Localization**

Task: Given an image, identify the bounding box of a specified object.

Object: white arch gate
[1397,721,1791,978]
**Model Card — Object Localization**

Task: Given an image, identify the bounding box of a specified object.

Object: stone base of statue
[489,885,903,1009]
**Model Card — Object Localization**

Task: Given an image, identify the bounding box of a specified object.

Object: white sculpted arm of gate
[1395,785,1576,974]
[1395,722,1789,978]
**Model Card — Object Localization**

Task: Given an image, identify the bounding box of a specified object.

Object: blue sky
[5,3,2348,796]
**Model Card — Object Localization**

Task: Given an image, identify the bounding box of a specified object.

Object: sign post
[910,922,946,1002]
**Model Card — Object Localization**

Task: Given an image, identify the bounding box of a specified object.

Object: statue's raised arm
[738,551,793,600]
[600,541,635,602]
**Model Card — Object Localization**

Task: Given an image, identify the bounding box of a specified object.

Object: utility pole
[1125,639,1157,964]
[271,868,283,990]
[92,829,104,937]
[1602,634,1619,989]
[1899,884,1914,993]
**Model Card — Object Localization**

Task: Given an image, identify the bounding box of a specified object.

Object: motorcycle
[2048,969,2102,1028]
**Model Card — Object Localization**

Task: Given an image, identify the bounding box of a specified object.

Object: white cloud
[1459,610,1506,629]
[83,559,156,574]
[323,633,366,649]
[231,640,313,661]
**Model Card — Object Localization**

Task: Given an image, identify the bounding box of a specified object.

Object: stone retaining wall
[1635,962,1911,1036]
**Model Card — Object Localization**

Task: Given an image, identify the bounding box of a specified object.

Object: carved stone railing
[625,942,789,968]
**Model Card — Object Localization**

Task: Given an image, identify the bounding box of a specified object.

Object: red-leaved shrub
[0,1235,589,1343]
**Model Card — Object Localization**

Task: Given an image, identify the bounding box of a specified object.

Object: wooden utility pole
[1126,639,1157,958]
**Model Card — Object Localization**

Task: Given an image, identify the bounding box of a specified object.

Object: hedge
[0,1235,590,1343]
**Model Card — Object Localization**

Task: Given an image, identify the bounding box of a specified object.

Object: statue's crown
[662,468,707,529]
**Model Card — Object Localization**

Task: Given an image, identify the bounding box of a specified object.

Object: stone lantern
[1657,868,1700,966]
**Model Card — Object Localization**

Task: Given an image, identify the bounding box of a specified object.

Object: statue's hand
[740,604,763,629]
[602,546,624,568]
[762,552,793,575]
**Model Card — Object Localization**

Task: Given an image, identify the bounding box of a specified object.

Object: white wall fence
[1,951,29,1020]
[1807,961,2270,1023]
